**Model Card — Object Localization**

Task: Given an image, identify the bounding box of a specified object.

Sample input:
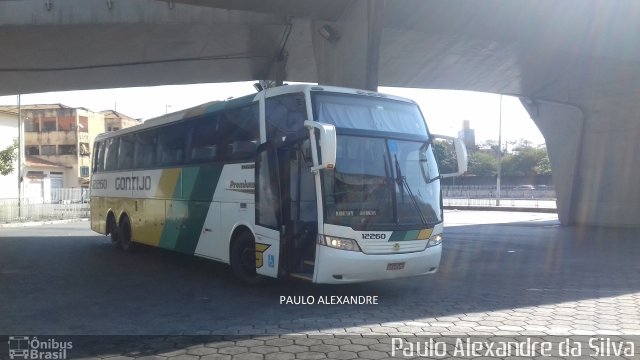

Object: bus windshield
[312,93,429,136]
[313,93,442,230]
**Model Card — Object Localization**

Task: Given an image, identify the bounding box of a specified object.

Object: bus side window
[157,123,187,167]
[222,104,259,161]
[93,141,105,173]
[117,135,135,170]
[265,93,306,141]
[104,137,119,172]
[188,114,219,163]
[134,130,157,169]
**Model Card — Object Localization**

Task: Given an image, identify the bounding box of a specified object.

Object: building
[101,109,140,132]
[0,104,139,193]
[458,119,476,151]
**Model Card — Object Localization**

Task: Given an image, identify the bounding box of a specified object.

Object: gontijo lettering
[115,176,151,191]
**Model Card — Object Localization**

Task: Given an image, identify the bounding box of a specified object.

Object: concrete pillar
[522,100,583,225]
[311,0,384,91]
[525,99,640,227]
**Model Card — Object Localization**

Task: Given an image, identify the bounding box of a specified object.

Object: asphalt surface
[1,211,639,359]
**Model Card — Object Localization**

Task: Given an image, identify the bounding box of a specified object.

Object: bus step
[290,272,313,282]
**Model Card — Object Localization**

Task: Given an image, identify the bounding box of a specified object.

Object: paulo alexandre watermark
[390,337,636,358]
[279,295,379,305]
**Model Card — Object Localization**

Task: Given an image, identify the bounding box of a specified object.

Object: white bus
[90,84,467,284]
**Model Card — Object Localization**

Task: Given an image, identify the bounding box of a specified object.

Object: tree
[0,139,18,176]
[432,140,458,174]
[468,152,497,176]
[501,144,551,176]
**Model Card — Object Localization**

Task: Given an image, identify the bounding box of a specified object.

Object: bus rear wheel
[119,216,135,252]
[107,215,119,248]
[230,231,263,285]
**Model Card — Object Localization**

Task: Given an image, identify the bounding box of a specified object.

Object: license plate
[387,262,405,270]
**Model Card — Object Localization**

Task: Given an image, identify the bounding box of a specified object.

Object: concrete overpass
[1,0,639,227]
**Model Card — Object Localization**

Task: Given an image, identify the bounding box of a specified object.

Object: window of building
[78,116,89,133]
[104,137,119,171]
[58,116,75,131]
[80,166,90,177]
[25,118,40,132]
[117,135,134,170]
[188,114,219,163]
[41,145,56,155]
[134,130,157,169]
[42,117,57,132]
[59,145,76,155]
[26,146,39,155]
[157,123,187,166]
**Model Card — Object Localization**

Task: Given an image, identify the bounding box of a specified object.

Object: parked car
[514,185,536,190]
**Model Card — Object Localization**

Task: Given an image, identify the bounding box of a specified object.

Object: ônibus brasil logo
[8,336,72,360]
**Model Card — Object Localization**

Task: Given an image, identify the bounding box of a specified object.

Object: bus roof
[94,84,416,142]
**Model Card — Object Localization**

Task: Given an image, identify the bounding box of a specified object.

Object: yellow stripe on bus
[156,168,181,199]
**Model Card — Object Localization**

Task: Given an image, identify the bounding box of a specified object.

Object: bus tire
[230,231,263,285]
[107,213,119,248]
[119,216,135,252]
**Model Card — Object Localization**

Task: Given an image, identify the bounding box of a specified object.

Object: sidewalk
[0,218,88,228]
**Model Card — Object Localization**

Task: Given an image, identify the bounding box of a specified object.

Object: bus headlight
[426,233,443,247]
[318,235,362,252]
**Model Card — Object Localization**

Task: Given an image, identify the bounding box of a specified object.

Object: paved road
[1,212,639,359]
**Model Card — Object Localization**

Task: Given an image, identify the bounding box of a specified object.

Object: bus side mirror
[304,121,336,172]
[432,134,468,178]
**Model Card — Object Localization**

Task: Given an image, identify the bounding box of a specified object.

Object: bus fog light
[319,235,361,252]
[427,234,442,247]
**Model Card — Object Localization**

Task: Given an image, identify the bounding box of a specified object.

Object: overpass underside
[1,0,639,227]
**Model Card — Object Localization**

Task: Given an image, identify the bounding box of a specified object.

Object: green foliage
[0,139,18,176]
[468,152,497,176]
[501,145,550,176]
[466,138,552,177]
[432,140,458,174]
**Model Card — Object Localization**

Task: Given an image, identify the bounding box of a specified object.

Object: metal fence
[0,188,90,223]
[442,185,556,199]
[443,198,557,209]
[0,187,557,224]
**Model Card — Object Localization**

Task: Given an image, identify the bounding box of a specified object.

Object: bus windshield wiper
[394,155,429,228]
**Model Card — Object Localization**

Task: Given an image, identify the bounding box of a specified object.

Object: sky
[0,82,545,146]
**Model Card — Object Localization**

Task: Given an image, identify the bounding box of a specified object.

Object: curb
[0,218,89,228]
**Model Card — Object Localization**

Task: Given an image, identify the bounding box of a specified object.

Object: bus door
[254,142,283,278]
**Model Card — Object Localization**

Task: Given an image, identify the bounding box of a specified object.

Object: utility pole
[496,95,502,206]
[17,94,22,217]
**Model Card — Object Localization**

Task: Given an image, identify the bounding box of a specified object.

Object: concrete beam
[311,0,384,91]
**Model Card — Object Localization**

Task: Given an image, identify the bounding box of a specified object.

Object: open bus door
[254,141,283,279]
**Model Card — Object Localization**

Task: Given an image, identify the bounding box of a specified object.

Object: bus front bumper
[314,244,442,284]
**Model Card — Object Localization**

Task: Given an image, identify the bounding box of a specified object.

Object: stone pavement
[1,213,639,359]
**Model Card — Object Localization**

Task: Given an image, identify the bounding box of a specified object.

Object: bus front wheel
[230,231,263,285]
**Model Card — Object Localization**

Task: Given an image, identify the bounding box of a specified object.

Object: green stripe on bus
[160,164,224,254]
[389,230,421,242]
